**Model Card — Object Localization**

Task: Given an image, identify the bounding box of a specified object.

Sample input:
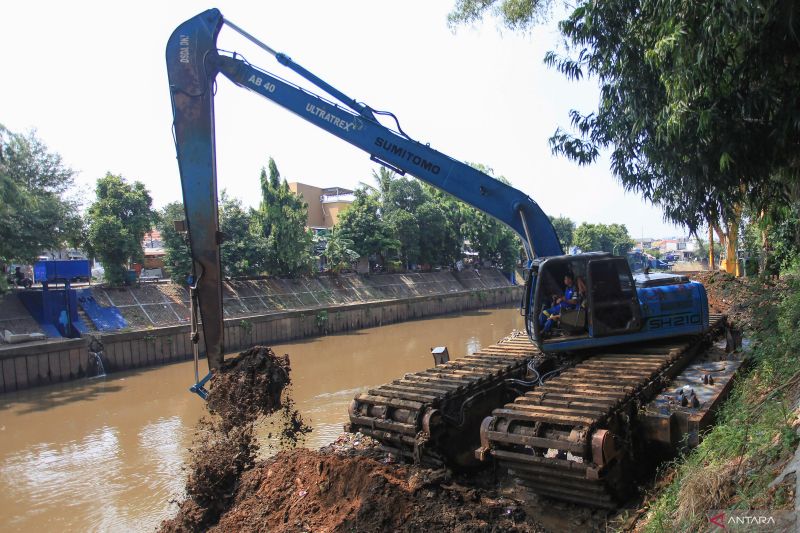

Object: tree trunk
[711,222,726,271]
[710,210,741,276]
[759,209,770,272]
[724,218,739,276]
[708,225,715,270]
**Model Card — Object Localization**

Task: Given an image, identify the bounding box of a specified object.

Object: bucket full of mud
[162,345,311,532]
[206,346,291,432]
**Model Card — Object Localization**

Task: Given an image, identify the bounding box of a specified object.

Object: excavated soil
[211,447,545,533]
[207,346,292,433]
[163,421,259,531]
[692,271,785,330]
[164,430,545,532]
[161,345,310,532]
[161,338,545,533]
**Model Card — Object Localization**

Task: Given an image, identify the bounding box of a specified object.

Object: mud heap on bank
[161,344,545,532]
[161,346,311,532]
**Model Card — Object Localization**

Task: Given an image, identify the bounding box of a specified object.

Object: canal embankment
[0,270,521,393]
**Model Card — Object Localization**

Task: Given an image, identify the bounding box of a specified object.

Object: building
[37,247,87,261]
[636,236,701,261]
[661,237,698,260]
[288,182,354,230]
[142,229,166,269]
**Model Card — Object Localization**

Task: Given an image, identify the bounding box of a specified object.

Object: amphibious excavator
[167,9,735,508]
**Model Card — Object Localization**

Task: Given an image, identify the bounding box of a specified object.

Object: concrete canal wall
[0,271,521,393]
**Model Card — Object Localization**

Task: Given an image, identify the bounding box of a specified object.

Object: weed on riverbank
[641,273,800,531]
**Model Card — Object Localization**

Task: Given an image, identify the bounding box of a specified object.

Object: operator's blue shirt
[563,286,577,309]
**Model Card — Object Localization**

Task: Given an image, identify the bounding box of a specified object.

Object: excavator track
[476,314,727,509]
[346,333,540,468]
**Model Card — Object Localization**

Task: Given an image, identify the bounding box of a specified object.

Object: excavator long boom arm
[167,9,562,371]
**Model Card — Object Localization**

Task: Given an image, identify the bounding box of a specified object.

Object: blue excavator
[167,9,719,508]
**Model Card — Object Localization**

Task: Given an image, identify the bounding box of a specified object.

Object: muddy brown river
[0,307,523,532]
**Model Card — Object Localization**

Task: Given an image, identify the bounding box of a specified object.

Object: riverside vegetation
[640,271,800,531]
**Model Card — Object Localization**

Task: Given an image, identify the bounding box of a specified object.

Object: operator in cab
[539,273,579,335]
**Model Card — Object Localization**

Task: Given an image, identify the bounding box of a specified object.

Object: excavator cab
[526,253,643,349]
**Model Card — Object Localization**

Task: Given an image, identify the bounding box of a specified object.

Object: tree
[0,125,83,269]
[87,173,154,285]
[159,194,272,282]
[336,188,399,264]
[323,227,360,273]
[548,215,575,249]
[220,192,267,278]
[416,201,452,267]
[158,201,192,283]
[382,176,427,215]
[253,158,313,277]
[450,0,800,274]
[448,0,554,30]
[373,171,426,267]
[572,223,633,255]
[385,209,420,268]
[356,163,522,271]
[764,204,800,272]
[463,208,520,271]
[420,184,468,267]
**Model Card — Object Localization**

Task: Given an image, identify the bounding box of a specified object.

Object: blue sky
[1,1,688,239]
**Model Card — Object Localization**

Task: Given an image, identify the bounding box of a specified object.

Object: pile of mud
[693,271,785,330]
[207,346,291,432]
[162,346,310,532]
[208,448,544,533]
[163,421,259,531]
[162,342,545,532]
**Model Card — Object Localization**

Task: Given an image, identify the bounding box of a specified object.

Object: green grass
[643,274,800,531]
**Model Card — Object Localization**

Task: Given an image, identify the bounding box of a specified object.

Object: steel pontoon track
[347,333,539,467]
[476,314,727,508]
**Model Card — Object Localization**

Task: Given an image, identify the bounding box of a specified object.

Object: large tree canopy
[354,165,521,271]
[253,157,313,277]
[220,192,268,278]
[87,173,154,285]
[450,1,800,234]
[0,125,83,267]
[572,222,633,255]
[337,188,399,262]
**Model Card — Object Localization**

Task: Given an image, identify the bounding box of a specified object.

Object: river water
[0,307,523,532]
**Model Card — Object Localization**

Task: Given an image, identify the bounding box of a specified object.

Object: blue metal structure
[17,288,89,338]
[17,261,93,338]
[33,259,91,285]
[76,289,128,331]
[166,9,708,375]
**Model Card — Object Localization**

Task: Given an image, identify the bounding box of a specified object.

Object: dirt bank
[693,270,778,329]
[210,440,545,533]
[630,272,800,531]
